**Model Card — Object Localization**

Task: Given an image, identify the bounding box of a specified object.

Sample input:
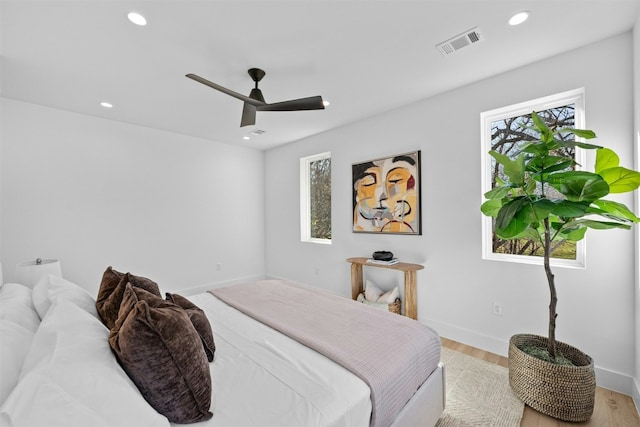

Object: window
[300,152,331,243]
[481,88,586,267]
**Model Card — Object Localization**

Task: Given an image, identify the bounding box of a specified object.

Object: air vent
[250,129,266,135]
[436,27,482,56]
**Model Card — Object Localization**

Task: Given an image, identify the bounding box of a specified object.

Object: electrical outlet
[492,302,503,316]
[216,263,222,271]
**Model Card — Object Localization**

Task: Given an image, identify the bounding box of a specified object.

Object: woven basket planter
[508,334,596,422]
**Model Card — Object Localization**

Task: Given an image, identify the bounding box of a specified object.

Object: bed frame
[391,363,445,427]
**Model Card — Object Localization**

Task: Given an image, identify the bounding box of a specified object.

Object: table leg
[404,270,417,320]
[350,264,363,300]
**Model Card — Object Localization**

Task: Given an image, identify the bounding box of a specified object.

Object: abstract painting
[352,151,421,235]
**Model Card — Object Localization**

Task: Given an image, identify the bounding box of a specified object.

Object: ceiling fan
[186,68,325,127]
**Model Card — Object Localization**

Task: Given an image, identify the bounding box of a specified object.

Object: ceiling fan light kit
[186,68,325,127]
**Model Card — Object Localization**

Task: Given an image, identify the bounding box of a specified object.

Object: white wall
[633,8,640,411]
[265,32,637,394]
[0,98,265,296]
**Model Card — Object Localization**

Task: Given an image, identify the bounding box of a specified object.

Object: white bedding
[0,277,442,427]
[179,292,372,427]
[0,283,170,427]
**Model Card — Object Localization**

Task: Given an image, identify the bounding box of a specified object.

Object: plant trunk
[543,218,558,359]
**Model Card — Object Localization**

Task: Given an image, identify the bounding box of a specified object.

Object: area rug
[435,347,524,427]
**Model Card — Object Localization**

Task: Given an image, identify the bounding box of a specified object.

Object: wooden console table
[346,257,424,320]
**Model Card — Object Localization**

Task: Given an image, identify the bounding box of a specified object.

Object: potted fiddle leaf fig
[481,111,640,422]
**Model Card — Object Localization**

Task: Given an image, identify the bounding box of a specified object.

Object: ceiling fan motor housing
[248,68,266,83]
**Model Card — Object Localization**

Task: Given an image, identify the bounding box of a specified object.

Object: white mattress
[177,292,372,427]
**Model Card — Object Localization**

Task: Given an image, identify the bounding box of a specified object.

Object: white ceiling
[2,0,639,150]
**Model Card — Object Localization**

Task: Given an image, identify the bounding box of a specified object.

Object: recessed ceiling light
[100,102,113,108]
[323,100,330,107]
[127,12,147,26]
[509,11,530,26]
[242,136,250,140]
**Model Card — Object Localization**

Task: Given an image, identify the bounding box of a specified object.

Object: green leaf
[484,186,512,200]
[495,198,523,230]
[524,176,537,194]
[546,171,609,201]
[520,142,548,156]
[598,166,640,193]
[531,111,553,143]
[544,139,562,151]
[549,200,590,218]
[595,148,619,174]
[481,199,503,217]
[557,140,602,150]
[495,211,531,239]
[489,151,525,186]
[574,219,632,230]
[558,127,597,139]
[559,226,588,241]
[520,226,544,242]
[590,199,640,223]
[518,199,554,223]
[526,156,572,174]
[554,127,600,150]
[495,197,529,236]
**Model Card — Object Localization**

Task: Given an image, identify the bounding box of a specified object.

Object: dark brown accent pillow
[96,266,161,329]
[109,284,213,424]
[166,293,216,362]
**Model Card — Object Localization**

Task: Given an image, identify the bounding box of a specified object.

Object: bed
[0,270,444,427]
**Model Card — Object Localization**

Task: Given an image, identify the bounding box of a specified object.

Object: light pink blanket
[210,280,441,427]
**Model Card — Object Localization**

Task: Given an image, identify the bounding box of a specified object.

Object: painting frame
[352,150,421,235]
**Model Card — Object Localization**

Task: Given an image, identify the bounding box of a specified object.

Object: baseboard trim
[423,318,510,357]
[424,318,635,396]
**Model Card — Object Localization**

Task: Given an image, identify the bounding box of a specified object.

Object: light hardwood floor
[441,337,640,427]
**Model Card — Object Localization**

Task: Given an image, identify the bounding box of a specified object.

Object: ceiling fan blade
[186,73,266,107]
[188,69,325,128]
[241,103,257,127]
[257,96,325,112]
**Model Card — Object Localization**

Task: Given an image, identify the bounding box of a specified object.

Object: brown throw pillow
[95,266,161,329]
[109,284,213,423]
[166,293,216,362]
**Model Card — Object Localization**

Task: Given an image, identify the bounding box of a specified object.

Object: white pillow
[0,282,33,303]
[364,279,384,302]
[31,275,98,320]
[0,283,40,333]
[377,286,400,304]
[357,293,394,311]
[1,299,170,427]
[0,322,35,405]
[0,283,41,406]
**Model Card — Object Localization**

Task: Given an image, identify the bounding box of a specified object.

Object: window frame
[480,88,587,268]
[300,151,332,244]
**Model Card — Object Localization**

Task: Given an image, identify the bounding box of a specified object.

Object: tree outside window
[481,89,586,267]
[300,152,331,243]
[310,156,331,239]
